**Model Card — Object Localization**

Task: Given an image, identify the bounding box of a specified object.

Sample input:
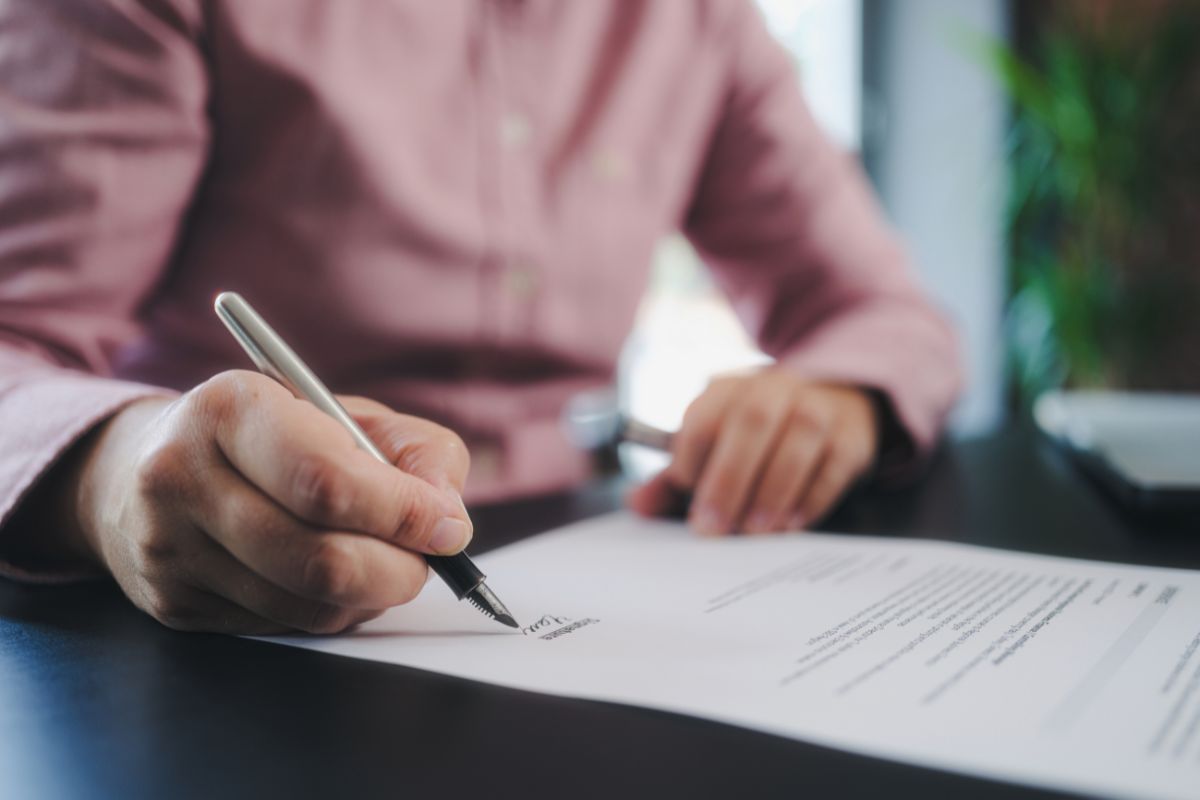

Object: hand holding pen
[215,292,517,628]
[44,294,512,635]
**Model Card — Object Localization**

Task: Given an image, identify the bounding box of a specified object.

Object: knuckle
[288,454,351,522]
[734,398,774,431]
[217,487,257,532]
[132,527,179,573]
[188,371,246,422]
[133,440,192,501]
[300,538,359,602]
[790,402,830,435]
[408,422,470,475]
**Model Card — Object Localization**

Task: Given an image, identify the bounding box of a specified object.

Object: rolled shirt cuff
[0,370,176,583]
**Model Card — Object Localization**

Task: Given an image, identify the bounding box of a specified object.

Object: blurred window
[620,1,863,464]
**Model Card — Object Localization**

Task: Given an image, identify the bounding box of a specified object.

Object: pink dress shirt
[0,0,961,576]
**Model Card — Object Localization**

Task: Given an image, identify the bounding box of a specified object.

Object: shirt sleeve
[0,0,209,578]
[684,2,963,476]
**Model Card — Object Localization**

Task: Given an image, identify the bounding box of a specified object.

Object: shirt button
[499,112,531,148]
[593,148,631,183]
[505,262,539,298]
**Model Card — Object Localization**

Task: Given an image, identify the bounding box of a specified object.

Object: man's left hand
[627,372,880,534]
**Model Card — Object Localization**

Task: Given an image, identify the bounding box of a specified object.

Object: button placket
[478,0,545,344]
[499,111,531,149]
[504,260,540,299]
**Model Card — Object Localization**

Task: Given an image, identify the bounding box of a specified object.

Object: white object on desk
[1034,390,1200,493]
[258,513,1200,800]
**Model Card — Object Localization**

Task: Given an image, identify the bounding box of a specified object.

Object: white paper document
[262,514,1200,799]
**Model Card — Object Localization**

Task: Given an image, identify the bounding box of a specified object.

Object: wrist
[1,398,162,571]
[70,397,174,563]
[4,396,172,571]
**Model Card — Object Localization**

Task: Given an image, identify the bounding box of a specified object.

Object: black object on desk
[1,426,1197,800]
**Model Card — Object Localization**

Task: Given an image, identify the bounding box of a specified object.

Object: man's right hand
[59,370,473,635]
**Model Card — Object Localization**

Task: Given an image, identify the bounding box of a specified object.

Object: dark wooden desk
[1,427,1196,800]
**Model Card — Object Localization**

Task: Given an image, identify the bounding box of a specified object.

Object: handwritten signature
[520,614,600,640]
[521,614,573,636]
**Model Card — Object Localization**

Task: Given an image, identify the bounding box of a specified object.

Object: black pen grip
[425,553,485,600]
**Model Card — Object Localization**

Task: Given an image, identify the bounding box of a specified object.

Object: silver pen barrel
[213,291,518,628]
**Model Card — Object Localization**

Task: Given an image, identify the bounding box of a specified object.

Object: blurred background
[621,0,1200,454]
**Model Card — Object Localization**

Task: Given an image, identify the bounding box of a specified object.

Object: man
[0,1,960,634]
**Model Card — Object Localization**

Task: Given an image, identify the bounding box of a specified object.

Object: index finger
[341,396,471,495]
[666,377,739,490]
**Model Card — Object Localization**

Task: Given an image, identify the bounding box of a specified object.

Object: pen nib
[466,582,519,629]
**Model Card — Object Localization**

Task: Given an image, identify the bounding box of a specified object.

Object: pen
[214,291,519,629]
[562,388,674,453]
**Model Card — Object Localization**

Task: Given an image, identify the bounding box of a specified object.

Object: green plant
[979,5,1200,402]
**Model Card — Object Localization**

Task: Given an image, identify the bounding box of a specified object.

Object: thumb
[383,471,474,556]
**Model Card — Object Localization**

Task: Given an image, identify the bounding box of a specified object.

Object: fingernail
[744,512,774,534]
[430,517,471,554]
[787,513,806,531]
[691,506,725,537]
